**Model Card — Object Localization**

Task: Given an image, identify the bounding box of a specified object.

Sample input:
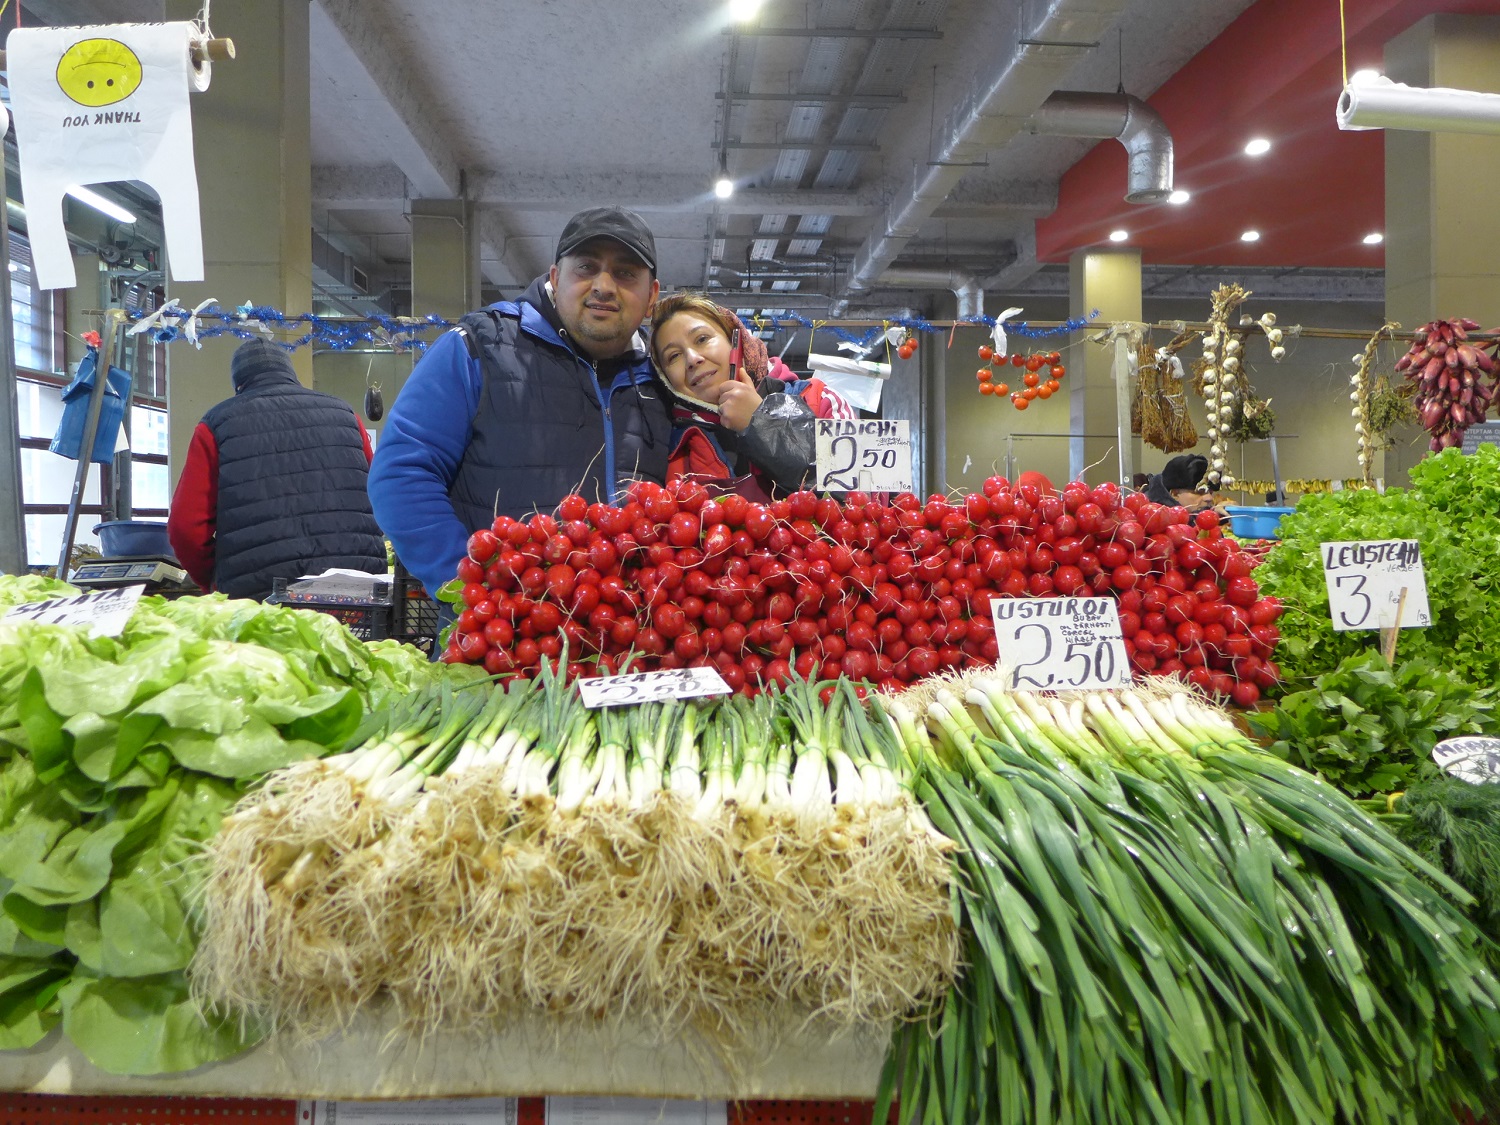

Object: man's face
[549,239,659,360]
[1172,489,1212,512]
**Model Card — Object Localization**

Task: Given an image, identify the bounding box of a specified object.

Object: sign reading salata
[990,596,1132,691]
[1320,539,1431,631]
[2,583,144,636]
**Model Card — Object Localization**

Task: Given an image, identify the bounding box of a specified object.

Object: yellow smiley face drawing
[55,38,143,108]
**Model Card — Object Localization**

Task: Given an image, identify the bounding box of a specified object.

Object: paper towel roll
[1337,76,1500,136]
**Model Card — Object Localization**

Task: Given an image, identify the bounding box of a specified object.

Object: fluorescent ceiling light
[714,176,734,199]
[1108,229,1129,242]
[1243,138,1272,156]
[1350,68,1382,84]
[1363,232,1384,245]
[728,0,762,20]
[1167,189,1191,205]
[66,186,136,224]
[1240,230,1261,242]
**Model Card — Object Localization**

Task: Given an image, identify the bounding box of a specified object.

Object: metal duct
[879,267,985,319]
[1028,91,1173,203]
[834,0,1130,314]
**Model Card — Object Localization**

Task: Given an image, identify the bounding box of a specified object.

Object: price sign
[815,419,914,493]
[1,584,145,637]
[1320,539,1431,631]
[1460,421,1500,455]
[990,597,1132,691]
[577,666,731,709]
[1432,736,1500,784]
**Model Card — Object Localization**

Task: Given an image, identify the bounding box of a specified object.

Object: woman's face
[654,313,735,401]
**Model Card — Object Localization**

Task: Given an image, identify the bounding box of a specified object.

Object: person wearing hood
[367,207,671,599]
[649,293,855,500]
[1145,453,1226,514]
[166,338,387,599]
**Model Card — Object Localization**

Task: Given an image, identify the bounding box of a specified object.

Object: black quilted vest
[447,283,669,530]
[203,370,386,599]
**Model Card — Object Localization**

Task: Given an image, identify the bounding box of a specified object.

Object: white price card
[300,1098,517,1125]
[815,419,914,493]
[546,1098,726,1125]
[990,597,1132,691]
[577,666,731,709]
[1432,736,1500,784]
[1,583,145,637]
[1320,539,1431,631]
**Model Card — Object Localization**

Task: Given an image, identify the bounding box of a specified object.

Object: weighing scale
[68,555,200,597]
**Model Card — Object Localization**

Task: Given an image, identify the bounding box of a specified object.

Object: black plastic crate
[268,577,393,642]
[391,560,440,654]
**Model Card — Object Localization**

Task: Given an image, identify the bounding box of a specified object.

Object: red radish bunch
[1396,318,1500,451]
[443,477,1282,706]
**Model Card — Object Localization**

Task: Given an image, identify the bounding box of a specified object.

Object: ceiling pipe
[879,267,985,319]
[1027,91,1173,203]
[833,0,1130,315]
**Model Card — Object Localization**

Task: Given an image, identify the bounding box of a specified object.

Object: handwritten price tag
[1432,736,1500,784]
[1,584,145,637]
[991,597,1132,691]
[1320,539,1431,631]
[815,419,914,493]
[577,666,732,709]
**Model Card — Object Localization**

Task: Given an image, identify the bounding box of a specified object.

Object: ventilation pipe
[834,0,1131,315]
[879,267,985,319]
[1027,91,1174,203]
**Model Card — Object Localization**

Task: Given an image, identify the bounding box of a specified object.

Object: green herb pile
[1255,444,1500,688]
[0,579,438,1075]
[1247,651,1499,796]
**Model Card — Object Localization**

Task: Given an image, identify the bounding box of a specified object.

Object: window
[10,230,65,376]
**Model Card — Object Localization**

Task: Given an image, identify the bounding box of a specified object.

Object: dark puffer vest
[446,279,670,532]
[203,369,386,599]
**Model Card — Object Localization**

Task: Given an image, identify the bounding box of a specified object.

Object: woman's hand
[716,379,763,432]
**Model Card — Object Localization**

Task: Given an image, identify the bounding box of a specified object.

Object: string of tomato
[975,346,1065,410]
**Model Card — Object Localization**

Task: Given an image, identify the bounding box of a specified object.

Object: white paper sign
[10,22,208,290]
[990,597,1132,691]
[301,1098,517,1125]
[1432,736,1500,784]
[577,667,731,709]
[546,1099,725,1125]
[1320,539,1431,631]
[2,584,144,636]
[815,419,914,492]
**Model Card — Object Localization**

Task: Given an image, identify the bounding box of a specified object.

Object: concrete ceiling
[32,0,1409,317]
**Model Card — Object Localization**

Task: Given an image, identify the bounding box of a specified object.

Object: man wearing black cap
[368,206,669,609]
[166,338,387,599]
[1145,453,1226,514]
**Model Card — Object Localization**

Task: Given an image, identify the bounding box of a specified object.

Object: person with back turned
[167,338,387,600]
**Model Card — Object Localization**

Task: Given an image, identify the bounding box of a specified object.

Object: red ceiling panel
[1036,0,1500,268]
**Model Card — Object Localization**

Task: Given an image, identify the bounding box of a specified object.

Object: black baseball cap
[555,207,657,274]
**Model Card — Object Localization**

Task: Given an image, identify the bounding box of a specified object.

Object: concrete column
[410,199,480,320]
[1069,248,1141,485]
[162,0,312,479]
[1383,14,1500,485]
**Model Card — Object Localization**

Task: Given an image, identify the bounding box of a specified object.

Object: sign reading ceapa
[990,596,1132,691]
[1320,538,1431,631]
[577,666,732,709]
[815,419,914,493]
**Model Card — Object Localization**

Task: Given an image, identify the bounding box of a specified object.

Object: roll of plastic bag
[808,352,892,379]
[1337,76,1500,136]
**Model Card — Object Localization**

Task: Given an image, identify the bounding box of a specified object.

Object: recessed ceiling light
[1240,230,1261,242]
[714,175,735,199]
[1167,189,1191,205]
[1363,232,1384,245]
[1244,138,1272,156]
[1108,229,1129,242]
[728,0,762,20]
[1350,68,1383,84]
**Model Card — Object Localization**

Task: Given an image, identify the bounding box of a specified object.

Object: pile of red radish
[443,477,1282,707]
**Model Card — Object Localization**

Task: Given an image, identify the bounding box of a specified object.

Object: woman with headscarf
[649,293,855,500]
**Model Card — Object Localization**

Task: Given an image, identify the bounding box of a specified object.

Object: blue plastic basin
[92,520,173,558]
[1223,506,1295,540]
